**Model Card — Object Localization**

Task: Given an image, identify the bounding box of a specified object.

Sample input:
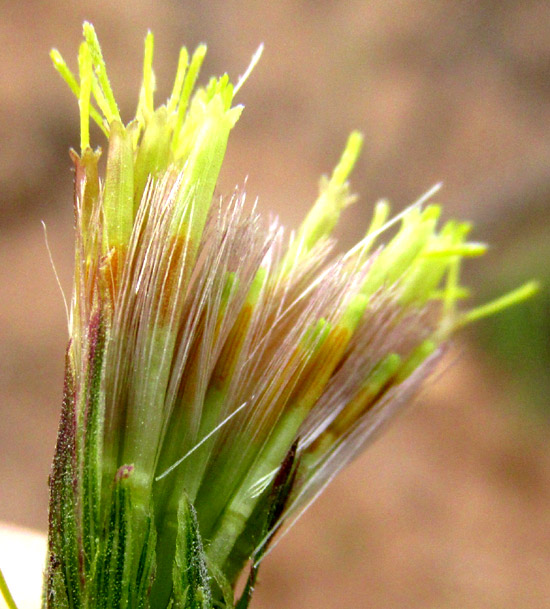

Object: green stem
[0,566,19,609]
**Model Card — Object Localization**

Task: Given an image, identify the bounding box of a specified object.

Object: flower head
[43,23,538,609]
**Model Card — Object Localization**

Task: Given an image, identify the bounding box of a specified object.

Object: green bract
[35,22,538,609]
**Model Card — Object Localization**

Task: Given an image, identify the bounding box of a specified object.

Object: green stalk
[0,567,19,609]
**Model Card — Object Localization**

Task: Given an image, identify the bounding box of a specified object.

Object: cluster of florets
[43,23,537,609]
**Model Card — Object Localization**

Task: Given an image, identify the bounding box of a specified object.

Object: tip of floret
[330,130,363,186]
[455,280,540,331]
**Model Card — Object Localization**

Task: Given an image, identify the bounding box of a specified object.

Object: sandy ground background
[1,2,550,608]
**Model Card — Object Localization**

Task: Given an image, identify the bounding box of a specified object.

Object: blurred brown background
[1,1,549,608]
